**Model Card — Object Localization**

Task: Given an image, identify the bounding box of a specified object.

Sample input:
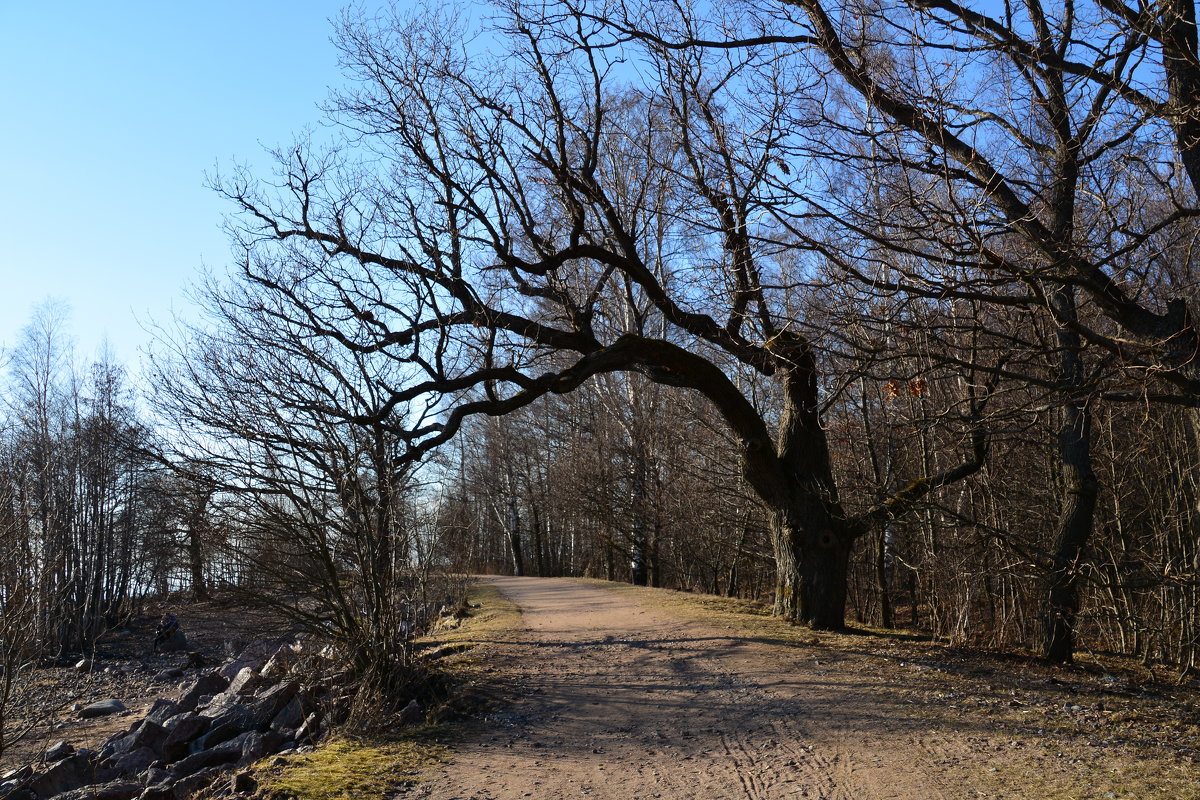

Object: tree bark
[766,340,854,628]
[1042,288,1099,663]
[770,506,853,628]
[506,492,524,577]
[1041,403,1098,661]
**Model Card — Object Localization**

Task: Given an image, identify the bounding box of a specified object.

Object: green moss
[258,737,448,800]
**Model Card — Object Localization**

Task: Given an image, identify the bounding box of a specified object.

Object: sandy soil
[407,576,998,800]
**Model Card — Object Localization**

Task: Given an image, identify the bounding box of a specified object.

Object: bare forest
[4,0,1200,768]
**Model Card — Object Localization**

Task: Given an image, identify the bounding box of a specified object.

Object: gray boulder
[160,713,210,762]
[1,765,33,784]
[44,741,74,761]
[156,630,187,653]
[249,681,299,728]
[217,658,261,682]
[125,720,168,755]
[80,699,127,719]
[176,672,229,713]
[269,696,304,733]
[231,771,257,794]
[169,765,224,800]
[226,666,262,696]
[168,746,239,781]
[28,753,94,797]
[295,711,322,744]
[138,784,174,800]
[199,690,241,720]
[397,698,424,727]
[142,767,170,788]
[112,746,159,776]
[145,699,179,726]
[261,642,301,678]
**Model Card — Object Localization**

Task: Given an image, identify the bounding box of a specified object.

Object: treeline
[1,301,457,710]
[0,304,241,676]
[447,360,1200,669]
[0,305,171,661]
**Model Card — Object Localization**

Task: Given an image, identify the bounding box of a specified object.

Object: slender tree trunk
[1042,289,1098,663]
[876,526,894,629]
[506,493,524,577]
[629,444,649,587]
[530,505,545,577]
[186,491,211,602]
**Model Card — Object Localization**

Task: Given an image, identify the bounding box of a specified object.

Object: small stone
[397,699,423,727]
[232,771,257,793]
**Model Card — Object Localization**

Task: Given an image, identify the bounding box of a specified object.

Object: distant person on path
[152,613,185,653]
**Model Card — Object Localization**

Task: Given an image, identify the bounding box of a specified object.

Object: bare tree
[148,266,445,691]
[202,4,993,629]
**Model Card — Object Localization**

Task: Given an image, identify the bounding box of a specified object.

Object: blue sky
[1,2,379,370]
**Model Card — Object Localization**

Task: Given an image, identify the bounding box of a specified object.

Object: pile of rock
[1,641,335,800]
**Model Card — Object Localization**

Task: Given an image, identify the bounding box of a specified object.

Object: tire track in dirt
[405,577,972,800]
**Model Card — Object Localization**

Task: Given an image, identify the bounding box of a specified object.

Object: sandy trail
[407,577,992,800]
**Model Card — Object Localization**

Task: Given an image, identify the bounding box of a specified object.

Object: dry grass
[253,737,448,800]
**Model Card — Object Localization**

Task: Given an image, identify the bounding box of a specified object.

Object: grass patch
[579,577,914,651]
[255,736,448,800]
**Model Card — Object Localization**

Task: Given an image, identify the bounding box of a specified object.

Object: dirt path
[408,577,990,800]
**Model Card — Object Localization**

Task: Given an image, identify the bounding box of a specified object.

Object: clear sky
[0,1,380,371]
